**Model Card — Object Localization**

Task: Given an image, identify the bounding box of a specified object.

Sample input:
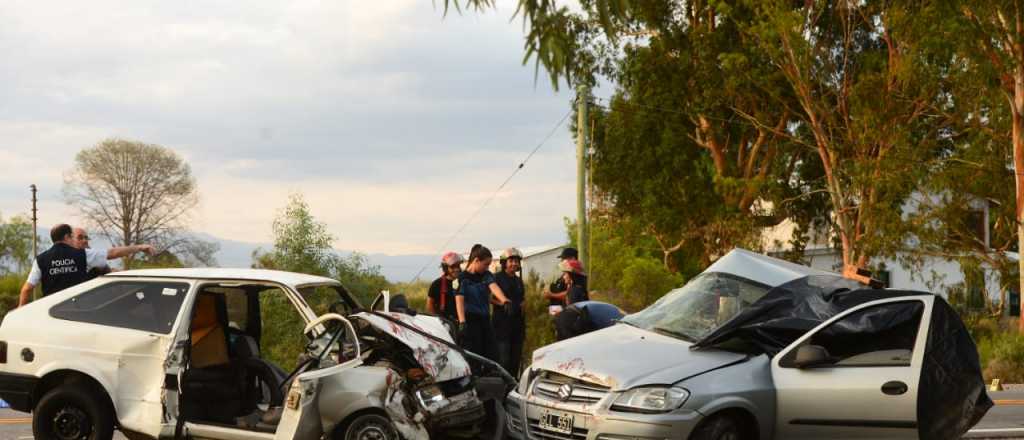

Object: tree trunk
[1014,70,1024,331]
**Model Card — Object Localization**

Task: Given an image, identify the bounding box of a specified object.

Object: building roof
[108,268,339,287]
[706,248,836,287]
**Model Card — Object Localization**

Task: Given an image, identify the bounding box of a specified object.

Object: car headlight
[516,367,531,394]
[611,386,690,413]
[416,385,446,408]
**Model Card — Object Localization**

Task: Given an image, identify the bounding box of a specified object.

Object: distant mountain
[192,232,434,282]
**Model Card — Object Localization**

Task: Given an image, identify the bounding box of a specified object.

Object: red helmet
[441,251,465,267]
[559,259,584,274]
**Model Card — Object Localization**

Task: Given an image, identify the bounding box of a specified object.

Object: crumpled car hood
[354,311,472,382]
[530,324,746,390]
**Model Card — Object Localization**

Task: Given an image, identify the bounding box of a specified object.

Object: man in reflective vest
[18,224,156,306]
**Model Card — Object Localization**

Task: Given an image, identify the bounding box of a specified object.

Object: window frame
[49,279,194,335]
[776,296,932,370]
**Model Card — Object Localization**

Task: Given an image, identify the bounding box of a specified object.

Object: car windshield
[621,272,771,342]
[297,284,361,316]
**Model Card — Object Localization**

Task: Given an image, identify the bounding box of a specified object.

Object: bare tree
[63,138,214,266]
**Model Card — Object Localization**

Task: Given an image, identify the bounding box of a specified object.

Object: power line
[411,108,575,281]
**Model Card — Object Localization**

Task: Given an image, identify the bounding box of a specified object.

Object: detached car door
[771,296,933,439]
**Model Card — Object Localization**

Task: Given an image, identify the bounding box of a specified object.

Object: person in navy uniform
[454,244,511,362]
[18,224,156,306]
[492,248,526,377]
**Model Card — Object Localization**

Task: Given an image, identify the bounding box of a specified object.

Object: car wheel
[690,414,744,440]
[33,384,114,440]
[344,413,400,440]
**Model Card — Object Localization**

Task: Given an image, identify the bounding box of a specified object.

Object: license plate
[538,409,574,435]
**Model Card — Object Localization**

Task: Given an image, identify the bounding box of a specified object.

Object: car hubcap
[349,418,394,440]
[53,406,91,440]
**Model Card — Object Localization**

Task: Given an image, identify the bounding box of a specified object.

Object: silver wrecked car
[505,249,991,440]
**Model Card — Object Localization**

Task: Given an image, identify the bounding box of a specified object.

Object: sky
[0,1,583,273]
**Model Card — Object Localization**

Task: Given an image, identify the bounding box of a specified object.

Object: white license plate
[538,409,574,435]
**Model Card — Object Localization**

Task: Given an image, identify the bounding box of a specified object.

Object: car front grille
[531,372,610,405]
[527,418,589,440]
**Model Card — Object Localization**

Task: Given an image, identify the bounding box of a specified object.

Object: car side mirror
[794,344,833,369]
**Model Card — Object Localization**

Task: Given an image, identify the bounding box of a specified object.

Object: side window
[259,288,308,372]
[783,301,925,368]
[206,287,248,332]
[50,281,189,334]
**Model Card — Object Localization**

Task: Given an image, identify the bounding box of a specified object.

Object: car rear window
[50,281,190,334]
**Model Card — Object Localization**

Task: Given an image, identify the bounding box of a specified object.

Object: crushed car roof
[706,248,834,287]
[108,268,339,287]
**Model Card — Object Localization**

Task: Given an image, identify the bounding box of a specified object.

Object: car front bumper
[505,389,704,440]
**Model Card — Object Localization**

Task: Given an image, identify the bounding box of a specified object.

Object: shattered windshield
[622,273,771,342]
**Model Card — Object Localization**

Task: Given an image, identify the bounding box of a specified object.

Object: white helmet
[500,247,523,261]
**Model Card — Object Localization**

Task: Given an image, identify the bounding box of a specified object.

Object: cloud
[0,0,580,259]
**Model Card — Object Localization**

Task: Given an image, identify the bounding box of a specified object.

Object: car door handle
[881,381,908,395]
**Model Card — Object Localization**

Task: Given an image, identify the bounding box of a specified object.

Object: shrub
[976,331,1024,383]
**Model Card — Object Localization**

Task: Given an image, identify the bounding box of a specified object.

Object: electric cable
[412,108,575,281]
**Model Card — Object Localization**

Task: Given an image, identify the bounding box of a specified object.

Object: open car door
[771,296,932,440]
[274,313,361,440]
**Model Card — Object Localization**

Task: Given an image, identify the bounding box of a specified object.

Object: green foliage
[252,193,391,367]
[522,270,557,364]
[254,194,337,276]
[0,274,24,318]
[333,253,390,306]
[959,315,1024,382]
[258,289,309,372]
[618,257,683,312]
[0,213,36,275]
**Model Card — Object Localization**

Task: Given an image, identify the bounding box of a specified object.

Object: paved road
[2,392,1022,439]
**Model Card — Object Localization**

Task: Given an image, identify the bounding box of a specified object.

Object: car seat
[182,292,246,424]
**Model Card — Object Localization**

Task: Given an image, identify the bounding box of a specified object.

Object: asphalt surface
[1,391,1022,439]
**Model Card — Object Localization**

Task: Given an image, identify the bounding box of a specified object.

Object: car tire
[690,414,744,440]
[33,384,114,440]
[343,413,400,440]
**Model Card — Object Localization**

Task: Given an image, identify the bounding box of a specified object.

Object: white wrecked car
[0,268,498,440]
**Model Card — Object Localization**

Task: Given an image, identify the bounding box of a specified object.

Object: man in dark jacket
[19,224,155,306]
[492,248,526,377]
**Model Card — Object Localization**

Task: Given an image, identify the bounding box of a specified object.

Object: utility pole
[576,86,589,271]
[30,184,38,302]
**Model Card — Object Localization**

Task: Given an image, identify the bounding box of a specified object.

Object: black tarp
[693,275,992,440]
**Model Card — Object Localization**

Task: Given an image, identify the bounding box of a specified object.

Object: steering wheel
[278,322,348,395]
[239,357,286,407]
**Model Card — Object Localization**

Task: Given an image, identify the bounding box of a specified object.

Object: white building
[520,244,569,286]
[759,195,1016,308]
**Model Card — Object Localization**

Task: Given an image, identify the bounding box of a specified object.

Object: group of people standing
[426,245,588,377]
